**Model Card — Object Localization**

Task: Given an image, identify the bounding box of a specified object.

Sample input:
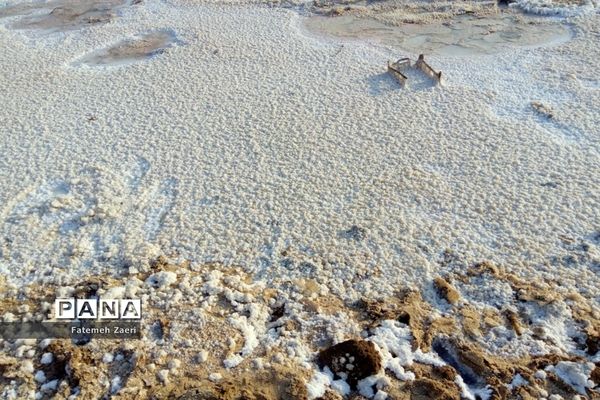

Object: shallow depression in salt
[0,0,140,34]
[74,29,183,67]
[304,13,573,56]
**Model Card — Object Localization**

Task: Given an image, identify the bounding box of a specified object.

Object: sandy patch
[0,256,597,398]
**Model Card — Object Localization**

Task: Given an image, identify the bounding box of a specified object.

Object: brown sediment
[0,355,21,386]
[405,364,460,399]
[482,307,504,329]
[591,364,600,386]
[300,279,347,316]
[459,305,484,338]
[466,260,600,356]
[504,309,523,336]
[448,338,517,381]
[458,303,513,340]
[34,340,312,400]
[319,390,345,400]
[357,289,451,352]
[153,366,311,400]
[347,395,369,400]
[0,256,599,399]
[358,291,423,349]
[527,353,581,371]
[303,295,346,316]
[545,371,581,398]
[433,276,460,305]
[44,341,105,398]
[356,297,407,324]
[408,377,460,400]
[434,326,591,399]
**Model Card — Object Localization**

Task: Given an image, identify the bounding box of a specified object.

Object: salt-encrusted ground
[0,0,599,398]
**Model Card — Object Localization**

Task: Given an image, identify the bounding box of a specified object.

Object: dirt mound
[317,339,382,387]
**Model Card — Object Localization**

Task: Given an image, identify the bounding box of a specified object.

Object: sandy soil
[0,256,598,398]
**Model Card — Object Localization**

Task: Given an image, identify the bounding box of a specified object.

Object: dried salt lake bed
[0,0,599,398]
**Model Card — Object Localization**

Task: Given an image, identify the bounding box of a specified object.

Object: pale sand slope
[0,0,599,397]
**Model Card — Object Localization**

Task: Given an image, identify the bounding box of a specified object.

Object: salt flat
[0,0,599,398]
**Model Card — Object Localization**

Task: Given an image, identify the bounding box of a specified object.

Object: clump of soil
[317,339,381,387]
[39,340,106,398]
[409,378,460,400]
[505,309,523,336]
[405,364,461,400]
[591,364,600,386]
[433,276,460,305]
